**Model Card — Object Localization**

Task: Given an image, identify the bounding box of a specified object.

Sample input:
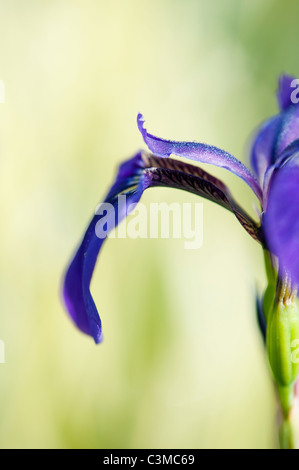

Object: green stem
[279,416,295,449]
[263,252,299,448]
[263,249,276,286]
[277,382,299,449]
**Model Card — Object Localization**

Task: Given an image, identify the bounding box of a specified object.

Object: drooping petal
[64,150,262,344]
[63,152,147,343]
[277,74,297,111]
[263,162,299,287]
[137,113,262,202]
[250,115,281,183]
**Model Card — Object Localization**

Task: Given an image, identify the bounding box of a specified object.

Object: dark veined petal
[143,154,261,243]
[137,113,262,202]
[277,74,298,111]
[250,116,281,183]
[263,162,299,287]
[63,152,147,343]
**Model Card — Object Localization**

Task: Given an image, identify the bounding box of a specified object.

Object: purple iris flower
[63,74,299,344]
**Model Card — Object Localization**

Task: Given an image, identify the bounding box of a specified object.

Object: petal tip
[62,249,103,345]
[94,330,104,345]
[137,113,146,138]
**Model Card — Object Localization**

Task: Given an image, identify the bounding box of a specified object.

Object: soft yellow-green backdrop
[0,0,298,449]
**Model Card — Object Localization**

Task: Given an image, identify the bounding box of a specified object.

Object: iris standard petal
[274,105,299,158]
[250,116,281,182]
[263,164,299,287]
[63,152,147,343]
[277,74,297,111]
[262,140,299,208]
[137,113,262,202]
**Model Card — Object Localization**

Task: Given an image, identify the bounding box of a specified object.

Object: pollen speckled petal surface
[137,113,262,201]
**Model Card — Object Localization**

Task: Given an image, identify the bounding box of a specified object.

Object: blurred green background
[0,0,298,449]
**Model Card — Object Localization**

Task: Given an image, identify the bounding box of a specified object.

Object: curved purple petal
[274,105,299,158]
[263,162,299,287]
[250,116,281,183]
[262,140,299,208]
[137,113,262,202]
[277,74,297,111]
[253,75,299,196]
[63,152,146,343]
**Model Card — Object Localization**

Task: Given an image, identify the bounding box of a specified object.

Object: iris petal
[63,152,147,343]
[250,116,281,182]
[274,105,299,158]
[256,293,266,343]
[137,113,262,202]
[263,163,299,286]
[263,140,299,208]
[63,150,262,343]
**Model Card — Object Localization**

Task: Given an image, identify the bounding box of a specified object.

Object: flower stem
[279,416,295,449]
[278,380,299,449]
